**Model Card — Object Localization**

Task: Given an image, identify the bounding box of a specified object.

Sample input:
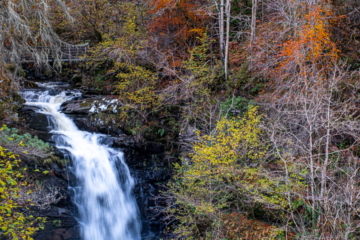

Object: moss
[42,158,53,166]
[80,100,95,108]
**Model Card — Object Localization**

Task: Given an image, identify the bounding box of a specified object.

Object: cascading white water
[21,85,141,240]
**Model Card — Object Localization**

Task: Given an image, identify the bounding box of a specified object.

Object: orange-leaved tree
[276,0,340,83]
[148,0,210,65]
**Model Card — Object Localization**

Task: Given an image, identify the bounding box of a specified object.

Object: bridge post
[69,47,71,64]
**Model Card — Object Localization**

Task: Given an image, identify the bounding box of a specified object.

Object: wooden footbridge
[21,44,89,63]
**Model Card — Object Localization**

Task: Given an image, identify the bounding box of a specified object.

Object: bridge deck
[21,44,89,63]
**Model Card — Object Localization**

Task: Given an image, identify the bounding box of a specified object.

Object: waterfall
[21,84,141,240]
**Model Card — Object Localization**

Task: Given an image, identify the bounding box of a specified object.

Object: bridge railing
[20,44,89,63]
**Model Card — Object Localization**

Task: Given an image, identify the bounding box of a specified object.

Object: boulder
[60,97,119,115]
[60,99,95,114]
[19,105,50,132]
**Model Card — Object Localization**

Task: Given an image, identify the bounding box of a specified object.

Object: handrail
[20,44,89,63]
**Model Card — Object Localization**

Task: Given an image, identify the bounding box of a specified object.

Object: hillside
[1,0,360,239]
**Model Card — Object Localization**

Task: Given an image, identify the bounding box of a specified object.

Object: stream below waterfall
[20,82,142,240]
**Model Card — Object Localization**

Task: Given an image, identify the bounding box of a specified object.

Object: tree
[148,0,209,64]
[215,0,232,79]
[0,0,70,67]
[0,0,70,111]
[163,107,305,239]
[51,0,125,44]
[249,0,257,73]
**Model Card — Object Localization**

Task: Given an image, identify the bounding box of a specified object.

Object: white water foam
[21,87,141,240]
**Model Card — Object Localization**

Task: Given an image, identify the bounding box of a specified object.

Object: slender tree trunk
[219,0,225,64]
[250,0,258,74]
[224,0,231,80]
[321,86,333,198]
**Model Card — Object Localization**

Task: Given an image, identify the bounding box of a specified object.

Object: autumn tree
[51,0,125,44]
[1,0,70,66]
[0,0,70,118]
[163,107,306,239]
[148,0,210,65]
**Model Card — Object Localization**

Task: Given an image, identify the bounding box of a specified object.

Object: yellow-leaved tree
[164,106,306,239]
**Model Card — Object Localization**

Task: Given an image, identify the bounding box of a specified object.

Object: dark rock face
[32,206,81,240]
[67,115,94,132]
[27,174,80,240]
[19,105,51,132]
[18,106,54,143]
[123,145,171,238]
[111,135,136,148]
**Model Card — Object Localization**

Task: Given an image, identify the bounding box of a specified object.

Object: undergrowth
[0,126,53,159]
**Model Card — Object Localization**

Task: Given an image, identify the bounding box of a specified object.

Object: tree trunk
[219,0,225,64]
[224,0,231,80]
[250,0,258,73]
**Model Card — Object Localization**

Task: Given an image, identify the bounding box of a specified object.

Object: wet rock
[19,105,50,132]
[111,135,136,148]
[48,89,61,96]
[60,99,95,114]
[18,105,55,142]
[134,171,168,239]
[52,228,78,240]
[60,171,76,183]
[60,96,119,115]
[68,115,93,132]
[51,163,76,183]
[95,125,123,135]
[52,147,67,159]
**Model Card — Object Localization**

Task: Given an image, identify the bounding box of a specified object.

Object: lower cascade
[20,84,141,240]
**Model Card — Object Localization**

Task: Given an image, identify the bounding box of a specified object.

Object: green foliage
[0,126,53,159]
[226,61,267,96]
[93,70,107,92]
[52,219,61,227]
[220,96,254,118]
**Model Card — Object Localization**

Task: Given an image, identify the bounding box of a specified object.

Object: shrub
[0,126,53,159]
[0,145,45,239]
